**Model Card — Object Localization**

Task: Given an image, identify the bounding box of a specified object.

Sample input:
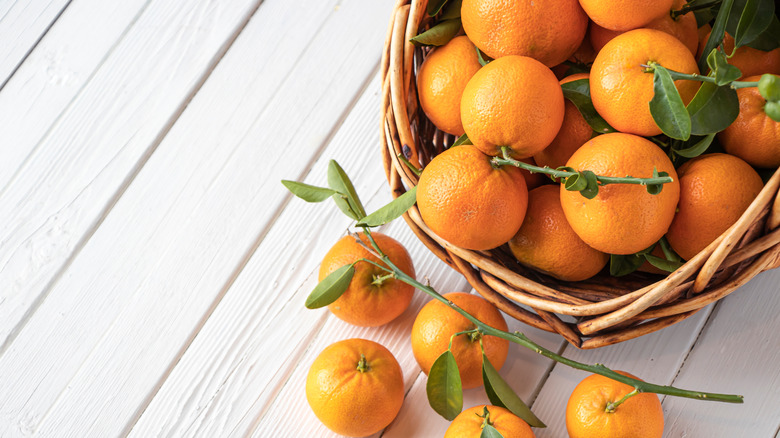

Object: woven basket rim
[380,0,780,348]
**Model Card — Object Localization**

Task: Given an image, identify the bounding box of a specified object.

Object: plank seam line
[528,337,570,408]
[0,0,73,93]
[0,0,155,198]
[379,369,425,437]
[123,22,382,438]
[661,302,720,405]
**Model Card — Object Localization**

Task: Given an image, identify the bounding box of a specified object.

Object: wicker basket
[380,0,780,349]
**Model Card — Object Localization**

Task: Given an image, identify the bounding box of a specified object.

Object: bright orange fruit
[579,0,672,31]
[445,405,536,437]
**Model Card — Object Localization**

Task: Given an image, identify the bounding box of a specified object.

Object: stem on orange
[606,388,640,413]
[641,62,759,89]
[357,354,369,373]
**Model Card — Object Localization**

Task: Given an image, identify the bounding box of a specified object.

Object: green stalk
[642,63,759,89]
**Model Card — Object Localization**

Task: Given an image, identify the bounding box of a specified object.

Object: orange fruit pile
[413,0,778,282]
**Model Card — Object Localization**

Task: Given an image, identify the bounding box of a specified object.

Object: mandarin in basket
[579,0,672,31]
[444,405,536,438]
[509,185,609,282]
[559,133,680,255]
[460,0,587,67]
[591,28,699,137]
[416,35,482,136]
[588,0,698,55]
[566,371,664,438]
[306,338,404,437]
[533,73,594,170]
[416,145,528,251]
[319,232,414,326]
[666,153,764,261]
[411,292,509,389]
[718,75,780,168]
[460,55,564,158]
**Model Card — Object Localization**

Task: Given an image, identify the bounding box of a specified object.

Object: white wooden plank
[663,270,780,437]
[0,0,150,191]
[531,309,712,437]
[0,0,70,86]
[383,308,565,437]
[0,0,393,436]
[0,0,260,350]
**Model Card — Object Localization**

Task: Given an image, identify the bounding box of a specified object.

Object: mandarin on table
[416,35,482,136]
[460,0,587,67]
[509,185,609,282]
[591,28,700,137]
[719,75,780,168]
[559,133,680,255]
[416,144,528,251]
[306,338,404,437]
[411,292,509,389]
[579,0,672,31]
[666,153,764,261]
[460,55,564,158]
[566,371,664,438]
[444,405,536,438]
[319,232,414,327]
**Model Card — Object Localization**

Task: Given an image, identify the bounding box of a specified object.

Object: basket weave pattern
[380,0,780,348]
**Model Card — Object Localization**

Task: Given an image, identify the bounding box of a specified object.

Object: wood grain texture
[0,0,262,352]
[0,0,70,87]
[0,0,394,436]
[663,270,780,437]
[531,309,712,437]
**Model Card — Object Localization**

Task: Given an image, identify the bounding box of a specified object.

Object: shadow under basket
[379,0,780,349]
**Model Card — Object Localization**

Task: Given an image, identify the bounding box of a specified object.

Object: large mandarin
[559,133,680,255]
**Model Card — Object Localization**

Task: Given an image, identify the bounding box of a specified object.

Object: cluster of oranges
[415,0,779,283]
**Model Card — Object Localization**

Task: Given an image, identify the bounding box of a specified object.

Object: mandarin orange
[445,405,536,438]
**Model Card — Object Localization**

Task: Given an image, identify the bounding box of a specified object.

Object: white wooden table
[1,1,779,436]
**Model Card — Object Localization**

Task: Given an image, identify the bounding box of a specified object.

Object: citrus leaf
[439,0,462,20]
[650,65,691,140]
[659,237,683,263]
[675,133,716,158]
[482,354,546,427]
[564,172,588,192]
[732,0,775,48]
[561,79,616,133]
[410,19,461,47]
[305,264,354,309]
[644,254,684,272]
[281,180,339,202]
[452,133,473,146]
[476,47,492,66]
[356,187,417,227]
[328,160,366,220]
[686,81,739,135]
[427,0,450,16]
[706,49,742,85]
[746,15,780,50]
[427,350,463,421]
[580,170,599,199]
[610,254,644,277]
[699,0,735,72]
[481,424,505,438]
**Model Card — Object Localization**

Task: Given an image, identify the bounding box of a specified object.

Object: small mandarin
[578,0,672,31]
[445,405,536,438]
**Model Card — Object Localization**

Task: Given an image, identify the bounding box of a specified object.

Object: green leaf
[732,0,775,48]
[699,0,734,72]
[356,187,417,227]
[686,81,740,135]
[481,424,505,438]
[564,172,588,192]
[439,0,462,20]
[482,354,546,428]
[452,133,473,146]
[561,79,616,134]
[644,254,684,272]
[410,19,461,46]
[476,47,492,66]
[281,180,339,202]
[659,237,683,263]
[427,0,450,16]
[580,170,599,199]
[427,350,463,421]
[746,15,780,50]
[305,264,355,309]
[328,160,366,220]
[706,49,742,85]
[674,133,716,158]
[649,65,691,140]
[645,168,668,195]
[609,254,644,277]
